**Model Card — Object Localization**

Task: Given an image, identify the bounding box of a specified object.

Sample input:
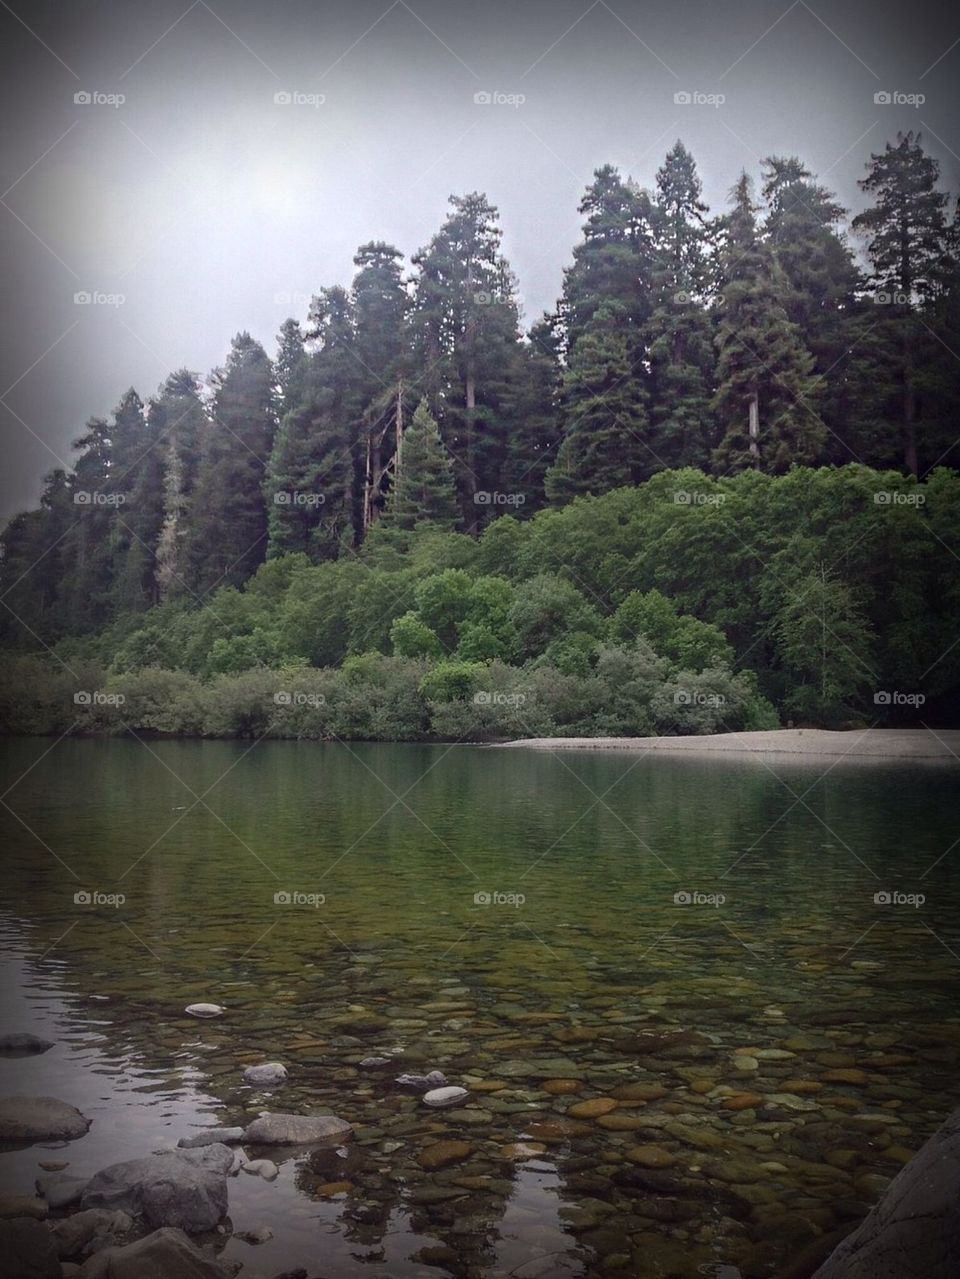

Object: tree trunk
[902,332,918,476]
[748,389,760,465]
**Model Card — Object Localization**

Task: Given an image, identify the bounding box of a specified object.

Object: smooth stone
[242,1112,352,1144]
[822,1068,871,1085]
[764,1093,819,1112]
[0,1096,91,1141]
[732,1055,759,1071]
[184,1004,224,1019]
[724,1093,765,1111]
[0,1217,60,1278]
[542,1079,582,1095]
[422,1087,469,1108]
[81,1144,233,1233]
[38,1161,69,1172]
[242,1063,288,1087]
[568,1098,618,1119]
[36,1172,88,1208]
[0,1033,54,1057]
[0,1195,48,1219]
[625,1146,677,1168]
[358,1056,392,1068]
[595,1113,650,1132]
[417,1140,473,1170]
[610,1083,669,1101]
[663,1122,725,1151]
[75,1226,233,1277]
[177,1128,245,1149]
[237,1226,273,1244]
[240,1159,278,1179]
[314,1180,352,1197]
[49,1209,134,1261]
[498,1058,580,1078]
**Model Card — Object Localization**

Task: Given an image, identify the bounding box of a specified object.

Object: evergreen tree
[154,370,205,599]
[712,174,822,473]
[0,469,72,643]
[545,300,650,500]
[851,133,950,474]
[411,193,522,528]
[497,317,563,512]
[380,400,459,531]
[185,334,275,593]
[112,389,165,613]
[275,319,308,421]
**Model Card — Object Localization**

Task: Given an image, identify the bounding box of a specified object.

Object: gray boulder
[0,1096,90,1141]
[76,1227,233,1277]
[813,1104,960,1278]
[176,1127,244,1149]
[36,1171,88,1208]
[242,1111,352,1144]
[50,1209,134,1261]
[80,1144,232,1234]
[0,1216,61,1277]
[242,1062,287,1086]
[0,1032,54,1057]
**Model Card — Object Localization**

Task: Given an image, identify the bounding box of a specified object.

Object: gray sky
[1,0,958,517]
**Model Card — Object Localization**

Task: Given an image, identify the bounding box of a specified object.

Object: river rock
[422,1086,469,1108]
[177,1128,245,1149]
[0,1216,60,1278]
[567,1097,618,1119]
[813,1104,960,1278]
[240,1158,278,1179]
[0,1195,48,1219]
[184,1004,224,1019]
[236,1226,273,1244]
[498,1058,580,1078]
[242,1112,352,1144]
[76,1226,233,1277]
[0,1032,54,1057]
[49,1209,134,1261]
[625,1145,677,1168]
[0,1096,91,1141]
[36,1171,88,1207]
[395,1071,447,1091]
[242,1063,288,1087]
[81,1144,233,1233]
[417,1140,473,1170]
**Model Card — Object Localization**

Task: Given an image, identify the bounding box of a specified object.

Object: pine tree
[411,193,522,529]
[851,132,950,475]
[497,316,563,512]
[0,469,72,643]
[112,389,166,613]
[380,400,459,530]
[712,174,822,473]
[646,142,716,469]
[185,334,275,593]
[154,370,205,599]
[545,300,650,500]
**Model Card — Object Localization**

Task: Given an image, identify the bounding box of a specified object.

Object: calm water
[0,739,958,1278]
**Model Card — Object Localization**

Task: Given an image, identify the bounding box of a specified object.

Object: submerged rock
[242,1063,288,1087]
[36,1171,88,1208]
[0,1096,91,1142]
[75,1226,233,1277]
[81,1144,233,1233]
[177,1127,245,1149]
[240,1159,278,1179]
[49,1209,134,1261]
[242,1112,352,1144]
[395,1070,447,1091]
[0,1032,54,1057]
[0,1195,48,1219]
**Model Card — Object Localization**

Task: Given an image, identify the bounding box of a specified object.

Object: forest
[2,131,958,737]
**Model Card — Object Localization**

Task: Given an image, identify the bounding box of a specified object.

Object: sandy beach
[495,728,960,761]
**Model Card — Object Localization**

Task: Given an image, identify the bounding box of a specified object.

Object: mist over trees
[1,131,958,730]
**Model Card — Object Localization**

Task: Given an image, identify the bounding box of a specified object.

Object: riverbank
[495,727,960,760]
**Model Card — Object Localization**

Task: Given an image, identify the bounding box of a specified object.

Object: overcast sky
[1,0,958,517]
